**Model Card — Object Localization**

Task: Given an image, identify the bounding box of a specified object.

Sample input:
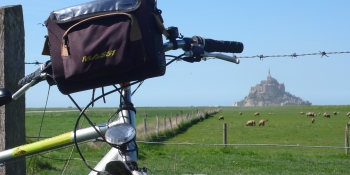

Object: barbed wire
[165,51,350,61]
[25,60,42,65]
[25,51,350,65]
[235,51,350,61]
[137,141,350,149]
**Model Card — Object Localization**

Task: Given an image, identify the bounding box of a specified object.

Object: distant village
[233,70,311,107]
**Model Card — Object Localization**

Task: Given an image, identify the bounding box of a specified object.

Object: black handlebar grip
[192,36,244,53]
[18,68,40,88]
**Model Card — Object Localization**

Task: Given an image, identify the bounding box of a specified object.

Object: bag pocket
[61,13,144,81]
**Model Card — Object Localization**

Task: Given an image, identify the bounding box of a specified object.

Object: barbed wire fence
[164,51,350,62]
[25,51,350,66]
[234,51,350,61]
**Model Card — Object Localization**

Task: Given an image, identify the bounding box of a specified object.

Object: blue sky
[1,0,350,107]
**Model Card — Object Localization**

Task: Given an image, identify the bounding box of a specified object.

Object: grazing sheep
[323,113,331,118]
[318,112,321,116]
[311,118,315,123]
[259,120,268,126]
[300,112,304,115]
[254,112,259,116]
[333,111,338,116]
[239,112,243,115]
[347,112,350,117]
[246,120,256,126]
[218,116,224,120]
[306,112,316,117]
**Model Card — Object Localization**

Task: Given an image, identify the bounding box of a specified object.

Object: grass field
[21,106,350,174]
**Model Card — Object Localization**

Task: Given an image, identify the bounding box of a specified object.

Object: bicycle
[0,21,243,175]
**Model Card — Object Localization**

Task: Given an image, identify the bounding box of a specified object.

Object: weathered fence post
[169,117,172,130]
[164,115,167,130]
[175,113,178,126]
[223,123,227,147]
[180,111,183,121]
[143,118,147,135]
[156,114,159,134]
[0,5,26,175]
[345,123,349,156]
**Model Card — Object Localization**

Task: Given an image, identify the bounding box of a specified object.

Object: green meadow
[22,106,350,174]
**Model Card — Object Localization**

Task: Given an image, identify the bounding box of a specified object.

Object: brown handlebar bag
[43,0,167,94]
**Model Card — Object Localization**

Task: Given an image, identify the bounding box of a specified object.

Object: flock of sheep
[217,111,350,126]
[218,112,268,127]
[300,111,350,123]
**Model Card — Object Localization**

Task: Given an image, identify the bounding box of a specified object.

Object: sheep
[323,113,331,118]
[239,112,243,115]
[306,112,316,117]
[218,116,224,120]
[300,112,304,115]
[333,111,338,116]
[254,112,259,116]
[259,119,268,126]
[246,120,256,126]
[347,112,350,117]
[311,118,315,123]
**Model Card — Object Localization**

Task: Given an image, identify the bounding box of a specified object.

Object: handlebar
[192,36,244,53]
[164,36,243,64]
[14,61,53,100]
[163,36,244,54]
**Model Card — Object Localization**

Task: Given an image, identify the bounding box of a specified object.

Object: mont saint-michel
[233,70,311,107]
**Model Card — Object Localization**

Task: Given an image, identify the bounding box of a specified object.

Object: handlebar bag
[42,0,166,95]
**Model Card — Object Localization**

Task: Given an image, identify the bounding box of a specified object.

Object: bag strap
[152,13,169,38]
[61,12,142,57]
[42,36,50,56]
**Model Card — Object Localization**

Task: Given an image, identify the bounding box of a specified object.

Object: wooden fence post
[169,117,172,130]
[0,5,26,175]
[164,115,167,130]
[156,114,159,134]
[345,123,349,156]
[175,113,178,126]
[143,118,147,135]
[223,123,227,147]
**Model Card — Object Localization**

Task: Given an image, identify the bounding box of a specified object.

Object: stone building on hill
[233,70,311,106]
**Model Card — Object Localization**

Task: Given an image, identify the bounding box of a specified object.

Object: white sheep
[218,116,224,120]
[324,113,331,118]
[259,120,268,126]
[246,120,256,126]
[254,112,259,116]
[306,112,316,117]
